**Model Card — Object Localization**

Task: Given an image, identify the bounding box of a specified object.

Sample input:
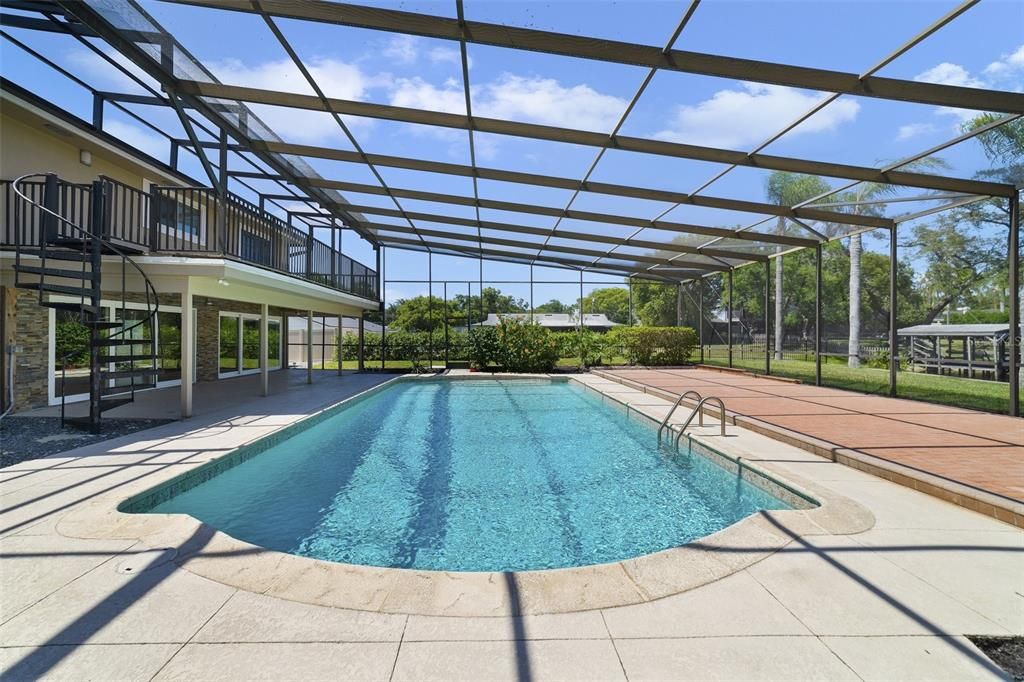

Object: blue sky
[2,0,1022,306]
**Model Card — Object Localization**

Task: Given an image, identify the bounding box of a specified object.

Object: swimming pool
[137,379,791,572]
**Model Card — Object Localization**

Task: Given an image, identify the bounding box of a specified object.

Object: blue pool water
[145,380,790,571]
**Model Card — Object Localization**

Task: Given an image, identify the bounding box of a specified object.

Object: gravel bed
[970,636,1024,681]
[1,416,174,468]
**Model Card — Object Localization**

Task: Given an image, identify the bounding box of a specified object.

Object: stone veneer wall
[2,289,285,412]
[5,288,49,411]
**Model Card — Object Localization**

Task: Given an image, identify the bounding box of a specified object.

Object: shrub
[607,327,697,366]
[494,318,560,372]
[555,329,610,367]
[468,326,499,370]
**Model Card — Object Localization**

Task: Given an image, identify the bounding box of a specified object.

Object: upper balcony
[0,176,378,302]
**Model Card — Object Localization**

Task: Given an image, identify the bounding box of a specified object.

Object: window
[157,197,202,238]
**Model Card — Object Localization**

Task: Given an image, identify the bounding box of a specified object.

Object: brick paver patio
[598,368,1024,503]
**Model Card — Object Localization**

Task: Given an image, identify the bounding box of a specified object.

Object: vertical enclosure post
[530,265,535,323]
[357,314,364,371]
[1009,192,1020,417]
[428,252,433,371]
[579,269,585,369]
[727,270,734,368]
[815,244,822,387]
[698,278,705,364]
[764,260,771,375]
[337,315,343,376]
[381,246,386,371]
[628,275,633,327]
[889,225,899,398]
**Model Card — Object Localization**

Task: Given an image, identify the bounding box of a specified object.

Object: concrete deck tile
[602,571,810,639]
[391,639,626,682]
[0,643,181,681]
[0,534,136,623]
[153,642,398,681]
[403,610,608,641]
[613,635,859,681]
[192,591,407,643]
[850,528,1024,633]
[822,635,1011,681]
[746,534,1011,636]
[831,479,1014,532]
[0,560,235,646]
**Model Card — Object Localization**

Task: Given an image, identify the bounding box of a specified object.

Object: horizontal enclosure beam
[369,223,728,270]
[250,140,885,228]
[174,80,1010,199]
[300,178,820,247]
[177,0,1024,115]
[344,206,767,261]
[377,235,681,282]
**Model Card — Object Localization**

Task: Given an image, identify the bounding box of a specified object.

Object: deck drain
[116,548,178,575]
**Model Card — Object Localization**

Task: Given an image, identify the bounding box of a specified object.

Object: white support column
[180,279,194,418]
[307,310,313,384]
[260,303,269,397]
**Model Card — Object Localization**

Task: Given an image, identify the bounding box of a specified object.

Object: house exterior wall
[0,100,181,190]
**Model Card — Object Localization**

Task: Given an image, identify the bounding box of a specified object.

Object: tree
[533,299,571,314]
[812,156,947,367]
[450,287,528,325]
[631,279,678,326]
[387,295,450,332]
[580,287,630,324]
[765,172,832,359]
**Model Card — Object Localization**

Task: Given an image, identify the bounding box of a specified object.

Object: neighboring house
[0,82,380,419]
[480,313,621,331]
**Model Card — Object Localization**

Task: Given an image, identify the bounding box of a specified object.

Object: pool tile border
[57,373,875,617]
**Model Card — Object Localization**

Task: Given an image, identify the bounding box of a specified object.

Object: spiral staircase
[11,173,159,433]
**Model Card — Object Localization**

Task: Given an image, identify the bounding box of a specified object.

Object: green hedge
[469,319,559,372]
[606,327,697,366]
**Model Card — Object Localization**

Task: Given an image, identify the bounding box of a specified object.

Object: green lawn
[701,354,1019,414]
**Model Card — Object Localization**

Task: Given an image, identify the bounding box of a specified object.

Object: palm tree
[831,157,949,368]
[765,172,831,360]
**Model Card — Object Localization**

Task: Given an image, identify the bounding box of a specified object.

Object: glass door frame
[217,311,282,379]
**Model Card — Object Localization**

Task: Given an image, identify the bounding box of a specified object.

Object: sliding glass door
[218,312,281,378]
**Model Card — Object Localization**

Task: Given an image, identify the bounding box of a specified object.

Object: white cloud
[103,120,167,159]
[896,122,939,141]
[984,44,1024,80]
[654,82,859,149]
[475,74,626,131]
[428,46,463,66]
[383,35,419,65]
[390,77,466,114]
[65,47,160,93]
[913,62,986,89]
[207,57,384,144]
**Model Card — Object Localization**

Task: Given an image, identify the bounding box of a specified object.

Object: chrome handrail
[674,396,727,448]
[657,390,703,441]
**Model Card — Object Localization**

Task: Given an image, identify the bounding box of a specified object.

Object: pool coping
[55,373,875,617]
[591,367,1024,528]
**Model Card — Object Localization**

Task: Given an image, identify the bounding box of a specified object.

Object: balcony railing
[1,177,378,301]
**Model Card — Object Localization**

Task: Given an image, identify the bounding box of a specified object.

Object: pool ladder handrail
[657,390,704,441]
[673,397,727,448]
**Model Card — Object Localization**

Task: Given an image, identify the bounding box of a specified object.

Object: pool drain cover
[116,548,178,575]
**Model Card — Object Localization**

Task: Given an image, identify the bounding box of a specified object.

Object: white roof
[480,313,620,328]
[897,323,1015,337]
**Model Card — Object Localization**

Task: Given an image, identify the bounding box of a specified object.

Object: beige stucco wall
[0,96,181,189]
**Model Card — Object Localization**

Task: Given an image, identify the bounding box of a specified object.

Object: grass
[701,352,1019,414]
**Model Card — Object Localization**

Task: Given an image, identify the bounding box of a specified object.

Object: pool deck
[1,371,1021,680]
[594,366,1024,523]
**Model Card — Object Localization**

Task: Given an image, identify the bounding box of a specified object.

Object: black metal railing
[1,179,378,300]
